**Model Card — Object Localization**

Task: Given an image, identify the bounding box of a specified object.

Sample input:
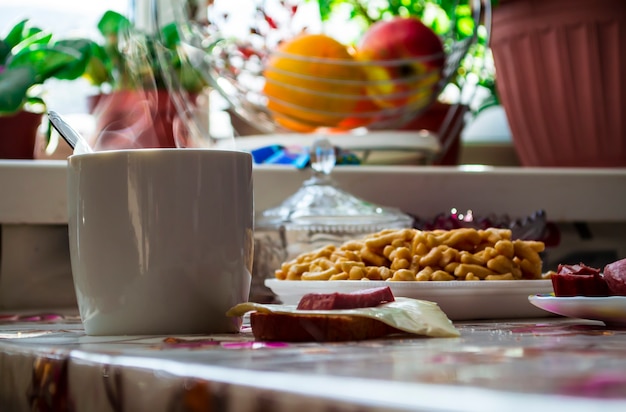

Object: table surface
[2,311,626,412]
[3,161,626,410]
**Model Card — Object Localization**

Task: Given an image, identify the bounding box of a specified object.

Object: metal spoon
[48,110,94,154]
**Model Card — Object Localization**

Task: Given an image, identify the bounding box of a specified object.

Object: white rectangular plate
[265,279,554,321]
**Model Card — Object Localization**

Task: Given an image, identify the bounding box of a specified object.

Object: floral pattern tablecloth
[2,310,626,412]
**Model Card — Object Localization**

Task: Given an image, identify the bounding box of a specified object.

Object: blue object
[250,145,282,164]
[264,148,310,169]
[249,143,360,167]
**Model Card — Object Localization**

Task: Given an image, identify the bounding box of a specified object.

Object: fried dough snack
[275,228,545,281]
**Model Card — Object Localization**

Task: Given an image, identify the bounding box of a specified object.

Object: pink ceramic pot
[491,0,626,167]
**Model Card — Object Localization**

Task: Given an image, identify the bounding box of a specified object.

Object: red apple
[356,17,445,111]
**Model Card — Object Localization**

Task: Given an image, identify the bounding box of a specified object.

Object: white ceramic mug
[67,149,253,335]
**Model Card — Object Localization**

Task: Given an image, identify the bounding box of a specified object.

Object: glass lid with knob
[257,138,414,233]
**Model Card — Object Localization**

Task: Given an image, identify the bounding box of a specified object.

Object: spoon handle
[48,111,93,153]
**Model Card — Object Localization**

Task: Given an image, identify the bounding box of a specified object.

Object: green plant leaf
[12,30,53,55]
[24,95,46,113]
[0,40,10,64]
[0,18,103,113]
[3,19,29,48]
[56,38,93,57]
[315,0,335,21]
[82,41,116,86]
[97,10,131,37]
[455,4,472,17]
[0,66,36,114]
[179,60,208,93]
[457,16,475,38]
[53,39,97,80]
[92,11,134,90]
[7,44,82,83]
[49,48,90,80]
[160,23,181,50]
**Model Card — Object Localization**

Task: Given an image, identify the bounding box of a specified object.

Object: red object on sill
[0,111,42,160]
[399,101,468,165]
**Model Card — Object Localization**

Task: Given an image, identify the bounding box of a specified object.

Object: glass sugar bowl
[251,139,413,302]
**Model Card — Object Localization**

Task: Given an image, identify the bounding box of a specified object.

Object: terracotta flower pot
[87,90,195,150]
[0,111,43,159]
[491,0,626,167]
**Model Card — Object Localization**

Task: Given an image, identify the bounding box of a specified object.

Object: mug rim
[68,148,251,161]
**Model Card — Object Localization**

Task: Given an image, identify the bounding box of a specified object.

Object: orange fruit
[263,34,364,132]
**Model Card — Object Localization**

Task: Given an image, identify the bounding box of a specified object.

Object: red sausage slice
[297,286,395,310]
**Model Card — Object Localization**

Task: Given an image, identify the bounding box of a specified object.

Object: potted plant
[490,0,626,167]
[83,10,209,150]
[0,19,94,159]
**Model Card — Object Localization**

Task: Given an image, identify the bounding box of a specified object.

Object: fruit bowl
[208,36,470,134]
[166,0,487,135]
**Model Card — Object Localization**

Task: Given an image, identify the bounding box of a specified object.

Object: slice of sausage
[604,258,626,296]
[551,263,609,297]
[296,286,395,310]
